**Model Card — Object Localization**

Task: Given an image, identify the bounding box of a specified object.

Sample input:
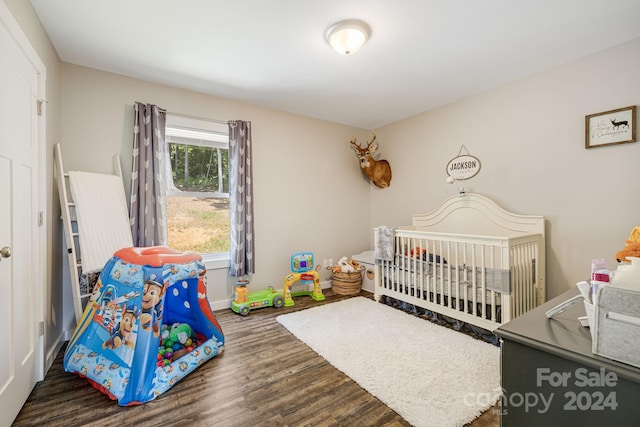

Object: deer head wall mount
[350,132,392,188]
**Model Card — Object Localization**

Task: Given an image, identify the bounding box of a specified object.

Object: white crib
[374,193,545,332]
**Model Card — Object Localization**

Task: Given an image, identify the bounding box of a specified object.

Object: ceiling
[31,0,640,129]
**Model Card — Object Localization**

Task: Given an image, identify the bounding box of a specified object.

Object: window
[165,115,230,259]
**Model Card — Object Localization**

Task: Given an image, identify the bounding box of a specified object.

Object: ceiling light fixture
[325,19,371,55]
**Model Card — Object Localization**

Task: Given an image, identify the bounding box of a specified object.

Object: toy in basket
[330,256,364,295]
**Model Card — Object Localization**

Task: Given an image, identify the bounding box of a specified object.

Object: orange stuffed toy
[615,226,640,263]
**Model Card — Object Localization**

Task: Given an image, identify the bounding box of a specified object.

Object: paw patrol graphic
[93,363,106,376]
[63,247,225,405]
[93,285,117,329]
[94,286,139,331]
[88,280,103,307]
[102,305,140,350]
[140,280,165,337]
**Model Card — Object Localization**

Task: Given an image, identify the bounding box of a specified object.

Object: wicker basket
[331,268,363,295]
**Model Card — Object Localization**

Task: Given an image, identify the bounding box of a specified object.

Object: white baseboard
[211,299,232,311]
[45,329,67,372]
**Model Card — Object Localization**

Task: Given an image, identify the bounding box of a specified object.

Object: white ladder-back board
[54,143,127,323]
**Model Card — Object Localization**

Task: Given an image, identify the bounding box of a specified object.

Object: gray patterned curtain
[130,102,168,247]
[228,120,255,276]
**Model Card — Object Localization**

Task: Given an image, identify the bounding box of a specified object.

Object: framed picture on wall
[585,105,636,149]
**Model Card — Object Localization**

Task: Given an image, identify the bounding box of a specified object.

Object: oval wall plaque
[446,154,481,180]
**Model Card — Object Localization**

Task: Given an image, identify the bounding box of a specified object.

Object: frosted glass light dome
[325,19,371,55]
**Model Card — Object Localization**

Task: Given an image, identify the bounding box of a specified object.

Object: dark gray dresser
[495,288,640,426]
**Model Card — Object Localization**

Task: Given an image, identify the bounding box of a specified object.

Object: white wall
[58,63,372,324]
[373,37,640,299]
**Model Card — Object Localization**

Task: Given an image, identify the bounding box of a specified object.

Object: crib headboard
[409,193,544,239]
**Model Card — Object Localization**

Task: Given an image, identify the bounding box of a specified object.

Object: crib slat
[374,226,542,332]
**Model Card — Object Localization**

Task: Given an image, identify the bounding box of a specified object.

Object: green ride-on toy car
[231,285,285,316]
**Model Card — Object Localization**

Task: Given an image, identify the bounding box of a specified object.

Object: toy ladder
[54,143,125,323]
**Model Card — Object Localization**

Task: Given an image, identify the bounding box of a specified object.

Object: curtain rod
[161,109,229,125]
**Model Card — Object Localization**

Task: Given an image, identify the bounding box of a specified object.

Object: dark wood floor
[13,290,499,427]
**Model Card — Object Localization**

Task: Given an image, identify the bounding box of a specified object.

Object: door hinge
[39,321,44,336]
[37,99,46,116]
[38,211,44,227]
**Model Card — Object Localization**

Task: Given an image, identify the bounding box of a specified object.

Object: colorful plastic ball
[163,359,170,366]
[173,343,183,352]
[185,338,193,347]
[164,351,173,360]
[186,346,194,352]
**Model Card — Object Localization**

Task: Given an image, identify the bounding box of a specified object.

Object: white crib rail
[375,230,543,331]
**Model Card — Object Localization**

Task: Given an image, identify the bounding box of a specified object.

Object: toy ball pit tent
[64,246,225,406]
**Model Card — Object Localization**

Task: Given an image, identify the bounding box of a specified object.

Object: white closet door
[0,3,45,425]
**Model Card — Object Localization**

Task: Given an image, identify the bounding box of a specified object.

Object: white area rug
[276,297,500,427]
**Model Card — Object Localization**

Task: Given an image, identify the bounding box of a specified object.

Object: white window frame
[165,115,230,269]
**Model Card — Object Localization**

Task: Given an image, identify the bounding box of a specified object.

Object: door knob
[0,246,11,259]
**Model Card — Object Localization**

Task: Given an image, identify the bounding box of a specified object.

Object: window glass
[165,116,229,255]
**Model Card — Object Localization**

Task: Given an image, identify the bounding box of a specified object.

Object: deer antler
[350,134,360,148]
[366,132,377,148]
